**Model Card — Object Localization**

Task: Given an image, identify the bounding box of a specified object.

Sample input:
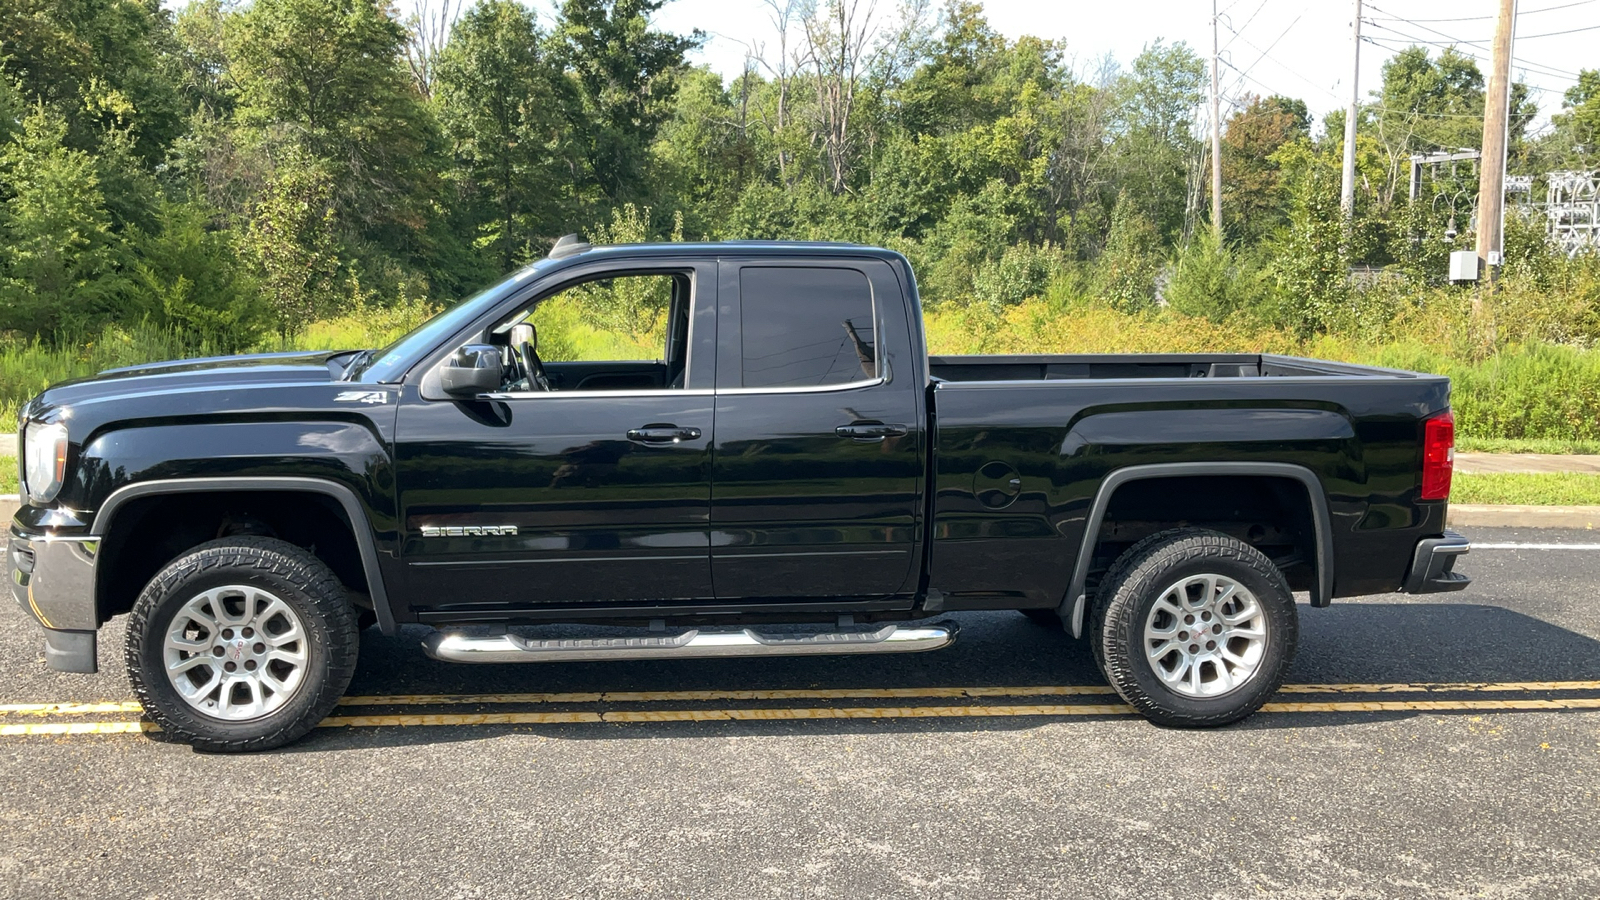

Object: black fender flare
[91,477,398,635]
[1063,462,1335,637]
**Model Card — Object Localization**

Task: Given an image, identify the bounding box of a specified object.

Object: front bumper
[1401,530,1471,594]
[8,528,100,673]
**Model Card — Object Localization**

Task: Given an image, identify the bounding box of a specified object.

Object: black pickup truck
[9,239,1471,750]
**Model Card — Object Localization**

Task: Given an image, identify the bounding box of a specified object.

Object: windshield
[347,263,549,383]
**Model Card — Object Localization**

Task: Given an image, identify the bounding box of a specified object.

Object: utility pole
[1476,0,1517,284]
[1211,0,1223,240]
[1339,0,1362,219]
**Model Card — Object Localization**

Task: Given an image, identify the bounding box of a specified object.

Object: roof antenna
[547,233,591,259]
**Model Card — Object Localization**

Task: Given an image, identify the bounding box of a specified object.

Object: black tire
[1091,528,1297,728]
[1018,608,1063,629]
[125,536,359,752]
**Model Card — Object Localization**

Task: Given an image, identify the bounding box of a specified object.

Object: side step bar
[421,622,958,664]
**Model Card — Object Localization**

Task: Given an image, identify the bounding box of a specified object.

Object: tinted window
[740,267,876,388]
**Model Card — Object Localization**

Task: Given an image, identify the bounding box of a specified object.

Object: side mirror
[439,344,503,396]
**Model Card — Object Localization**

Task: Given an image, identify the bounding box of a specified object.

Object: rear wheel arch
[90,478,396,635]
[1063,463,1334,636]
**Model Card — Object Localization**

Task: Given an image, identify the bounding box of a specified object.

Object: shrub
[1093,192,1162,311]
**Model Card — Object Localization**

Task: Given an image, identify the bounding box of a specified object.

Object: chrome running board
[421,622,958,664]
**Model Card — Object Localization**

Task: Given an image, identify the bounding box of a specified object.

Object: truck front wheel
[1092,528,1297,728]
[125,537,359,752]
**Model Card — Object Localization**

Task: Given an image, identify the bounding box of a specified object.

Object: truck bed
[925,353,1452,610]
[929,353,1423,382]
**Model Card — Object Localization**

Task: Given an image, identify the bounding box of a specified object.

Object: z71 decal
[334,390,390,404]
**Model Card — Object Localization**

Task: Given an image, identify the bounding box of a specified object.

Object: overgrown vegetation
[1,0,1599,441]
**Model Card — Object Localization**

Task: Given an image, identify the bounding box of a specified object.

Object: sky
[628,0,1600,135]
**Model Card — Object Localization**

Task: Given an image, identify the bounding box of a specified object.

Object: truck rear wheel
[125,537,359,752]
[1091,528,1297,728]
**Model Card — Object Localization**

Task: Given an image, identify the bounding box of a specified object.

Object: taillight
[1421,410,1455,501]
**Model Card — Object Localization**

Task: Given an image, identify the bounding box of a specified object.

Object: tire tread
[125,536,358,752]
[1092,528,1297,728]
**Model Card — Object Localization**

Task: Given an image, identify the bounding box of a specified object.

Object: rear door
[709,258,925,601]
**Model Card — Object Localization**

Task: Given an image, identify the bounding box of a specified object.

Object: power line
[1367,0,1596,23]
[1361,33,1580,85]
[1361,5,1582,78]
[1216,8,1342,104]
[1218,0,1269,52]
[1517,23,1600,39]
[1222,8,1307,83]
[1359,23,1581,82]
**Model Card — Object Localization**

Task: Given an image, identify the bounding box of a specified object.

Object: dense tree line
[0,0,1596,348]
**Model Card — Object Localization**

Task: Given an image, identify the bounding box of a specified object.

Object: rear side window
[739,267,876,388]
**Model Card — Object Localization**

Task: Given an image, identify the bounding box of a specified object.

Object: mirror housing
[439,344,503,396]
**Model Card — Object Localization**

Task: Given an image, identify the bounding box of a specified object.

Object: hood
[23,350,358,421]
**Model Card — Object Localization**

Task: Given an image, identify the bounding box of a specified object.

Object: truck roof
[543,239,906,265]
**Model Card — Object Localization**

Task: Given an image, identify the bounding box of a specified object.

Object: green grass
[0,465,16,495]
[1455,437,1600,455]
[1452,472,1600,506]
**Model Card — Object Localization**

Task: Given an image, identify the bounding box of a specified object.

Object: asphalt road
[2,527,1598,899]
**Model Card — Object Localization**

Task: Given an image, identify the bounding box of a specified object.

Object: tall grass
[5,292,1600,443]
[0,299,439,423]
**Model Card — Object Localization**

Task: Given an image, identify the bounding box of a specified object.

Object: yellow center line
[1,721,153,736]
[9,696,1600,736]
[1275,680,1600,694]
[0,701,143,716]
[335,684,1122,707]
[4,681,1600,718]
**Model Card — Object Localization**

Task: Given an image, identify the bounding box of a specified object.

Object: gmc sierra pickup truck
[10,238,1471,750]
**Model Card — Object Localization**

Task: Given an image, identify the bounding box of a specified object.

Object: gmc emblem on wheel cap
[420,525,519,537]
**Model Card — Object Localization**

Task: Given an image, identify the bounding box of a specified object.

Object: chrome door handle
[835,423,908,442]
[627,425,702,444]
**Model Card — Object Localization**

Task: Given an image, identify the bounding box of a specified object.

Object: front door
[392,261,718,617]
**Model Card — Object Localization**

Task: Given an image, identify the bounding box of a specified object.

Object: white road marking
[1470,543,1600,550]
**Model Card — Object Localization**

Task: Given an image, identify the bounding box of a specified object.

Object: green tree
[651,66,756,234]
[1094,191,1162,311]
[229,0,443,256]
[1549,69,1600,165]
[1368,46,1535,209]
[127,198,266,349]
[242,154,342,333]
[1218,95,1307,244]
[1164,229,1268,322]
[551,0,700,208]
[1268,142,1348,335]
[0,0,183,162]
[0,104,126,335]
[576,203,683,337]
[1108,41,1205,244]
[435,0,564,270]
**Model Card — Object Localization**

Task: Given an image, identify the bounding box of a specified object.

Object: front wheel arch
[90,477,396,635]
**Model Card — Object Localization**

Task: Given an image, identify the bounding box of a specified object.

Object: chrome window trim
[476,378,889,400]
[716,377,886,396]
[479,388,717,401]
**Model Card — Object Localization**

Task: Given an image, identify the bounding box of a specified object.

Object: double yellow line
[4,681,1599,737]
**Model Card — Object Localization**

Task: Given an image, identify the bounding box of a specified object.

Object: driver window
[506,272,691,392]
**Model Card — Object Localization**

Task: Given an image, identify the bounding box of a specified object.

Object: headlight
[22,421,68,505]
